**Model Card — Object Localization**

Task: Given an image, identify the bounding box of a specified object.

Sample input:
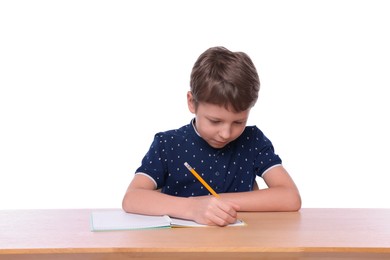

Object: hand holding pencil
[184,162,240,226]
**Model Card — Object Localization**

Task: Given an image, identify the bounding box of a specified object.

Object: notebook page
[170,217,246,227]
[91,209,171,231]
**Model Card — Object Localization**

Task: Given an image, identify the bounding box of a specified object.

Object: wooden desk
[1,208,390,259]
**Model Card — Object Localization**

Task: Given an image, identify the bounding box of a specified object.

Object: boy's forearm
[122,185,301,223]
[122,189,193,219]
[220,187,301,212]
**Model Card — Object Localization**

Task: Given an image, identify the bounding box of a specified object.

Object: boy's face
[187,92,250,149]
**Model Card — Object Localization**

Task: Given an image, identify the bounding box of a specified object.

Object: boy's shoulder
[238,125,271,144]
[154,122,194,140]
[242,125,263,136]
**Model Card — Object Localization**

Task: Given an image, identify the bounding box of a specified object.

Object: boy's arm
[219,165,301,212]
[122,174,239,226]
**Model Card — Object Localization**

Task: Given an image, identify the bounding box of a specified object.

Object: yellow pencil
[184,162,220,198]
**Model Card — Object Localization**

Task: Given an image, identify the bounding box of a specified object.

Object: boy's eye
[209,120,244,125]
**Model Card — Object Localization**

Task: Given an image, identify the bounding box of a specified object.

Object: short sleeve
[252,128,282,177]
[135,133,168,189]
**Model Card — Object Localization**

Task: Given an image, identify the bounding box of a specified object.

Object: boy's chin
[208,140,228,149]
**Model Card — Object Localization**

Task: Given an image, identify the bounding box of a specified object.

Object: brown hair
[190,46,260,112]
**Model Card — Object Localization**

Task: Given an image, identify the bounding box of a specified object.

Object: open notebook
[90,209,245,231]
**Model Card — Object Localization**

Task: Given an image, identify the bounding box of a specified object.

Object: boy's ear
[187,91,196,114]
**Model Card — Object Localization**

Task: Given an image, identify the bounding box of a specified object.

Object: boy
[122,46,301,226]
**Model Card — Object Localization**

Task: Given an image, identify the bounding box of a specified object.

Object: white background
[1,0,389,210]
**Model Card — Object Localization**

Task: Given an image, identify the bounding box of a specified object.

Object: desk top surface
[1,208,390,254]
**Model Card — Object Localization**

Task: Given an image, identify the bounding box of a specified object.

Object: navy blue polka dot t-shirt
[135,119,282,197]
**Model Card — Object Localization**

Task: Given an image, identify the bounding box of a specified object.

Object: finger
[215,199,239,218]
[212,205,238,225]
[213,213,237,226]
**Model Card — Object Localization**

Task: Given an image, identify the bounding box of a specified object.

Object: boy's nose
[219,126,231,140]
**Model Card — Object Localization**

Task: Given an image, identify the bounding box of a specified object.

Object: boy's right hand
[188,196,240,226]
